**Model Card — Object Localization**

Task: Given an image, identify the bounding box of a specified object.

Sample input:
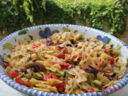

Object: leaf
[18,29,28,35]
[62,27,71,32]
[3,43,14,50]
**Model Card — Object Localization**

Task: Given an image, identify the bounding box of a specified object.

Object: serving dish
[0,24,128,96]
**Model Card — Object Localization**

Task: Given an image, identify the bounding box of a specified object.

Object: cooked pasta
[4,31,126,94]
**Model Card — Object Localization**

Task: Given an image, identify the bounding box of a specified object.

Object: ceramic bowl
[0,24,128,96]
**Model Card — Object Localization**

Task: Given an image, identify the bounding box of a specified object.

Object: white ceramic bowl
[0,24,128,96]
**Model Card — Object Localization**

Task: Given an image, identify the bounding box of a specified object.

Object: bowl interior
[0,24,128,95]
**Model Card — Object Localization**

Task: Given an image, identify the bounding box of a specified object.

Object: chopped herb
[24,74,31,79]
[93,82,101,88]
[55,71,63,77]
[75,34,83,41]
[29,63,33,67]
[107,38,111,43]
[3,43,14,50]
[37,51,43,60]
[87,74,94,83]
[62,27,71,32]
[33,73,42,80]
[70,92,73,94]
[18,29,28,35]
[29,35,33,40]
[126,59,128,68]
[117,44,121,53]
[63,71,67,78]
[7,55,11,58]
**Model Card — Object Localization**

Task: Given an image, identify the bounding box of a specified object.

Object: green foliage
[46,0,128,37]
[0,0,127,37]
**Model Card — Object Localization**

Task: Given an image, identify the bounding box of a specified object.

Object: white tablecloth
[0,79,128,96]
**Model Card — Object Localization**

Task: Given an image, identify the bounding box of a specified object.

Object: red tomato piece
[24,81,33,87]
[43,74,58,81]
[57,54,65,59]
[54,83,66,92]
[42,41,47,45]
[51,75,58,79]
[104,50,108,54]
[15,77,33,87]
[8,71,19,78]
[43,74,52,81]
[60,62,70,69]
[78,54,82,60]
[90,88,95,92]
[65,52,71,55]
[4,62,9,67]
[81,67,86,70]
[108,57,115,67]
[32,44,39,48]
[52,62,57,65]
[15,77,25,85]
[56,47,63,51]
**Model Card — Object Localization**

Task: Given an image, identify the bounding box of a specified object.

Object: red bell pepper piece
[60,62,70,69]
[65,52,71,55]
[56,47,63,51]
[52,62,57,65]
[108,57,115,67]
[4,62,9,67]
[42,41,47,45]
[78,54,82,60]
[81,67,86,70]
[104,50,108,54]
[57,54,65,59]
[54,83,66,92]
[43,74,52,81]
[90,88,95,92]
[8,71,19,78]
[15,77,33,87]
[43,74,58,81]
[51,75,58,79]
[32,44,39,48]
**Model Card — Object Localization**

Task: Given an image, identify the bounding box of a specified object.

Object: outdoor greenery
[0,0,127,37]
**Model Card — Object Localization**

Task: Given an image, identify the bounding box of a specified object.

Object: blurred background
[0,0,128,43]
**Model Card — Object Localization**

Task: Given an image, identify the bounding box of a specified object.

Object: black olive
[70,40,75,44]
[33,62,46,72]
[20,67,27,73]
[66,44,72,47]
[84,65,98,76]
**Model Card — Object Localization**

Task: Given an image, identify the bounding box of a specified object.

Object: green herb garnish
[29,35,33,40]
[62,27,71,32]
[126,59,128,68]
[63,71,67,78]
[87,74,94,83]
[55,71,63,77]
[18,29,28,35]
[3,43,14,50]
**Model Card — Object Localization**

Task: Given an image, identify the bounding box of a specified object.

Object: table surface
[0,78,128,96]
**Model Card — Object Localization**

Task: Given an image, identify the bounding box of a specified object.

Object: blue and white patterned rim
[0,24,128,96]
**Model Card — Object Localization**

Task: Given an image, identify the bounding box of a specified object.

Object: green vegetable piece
[126,59,128,68]
[87,74,94,83]
[18,29,28,35]
[24,74,31,79]
[75,34,83,41]
[55,71,63,77]
[63,71,67,78]
[29,63,33,67]
[33,73,42,80]
[107,38,111,43]
[29,35,33,40]
[117,44,121,53]
[62,27,71,32]
[3,43,14,50]
[37,51,43,61]
[93,82,101,88]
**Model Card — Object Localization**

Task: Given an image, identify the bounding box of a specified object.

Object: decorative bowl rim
[0,24,128,96]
